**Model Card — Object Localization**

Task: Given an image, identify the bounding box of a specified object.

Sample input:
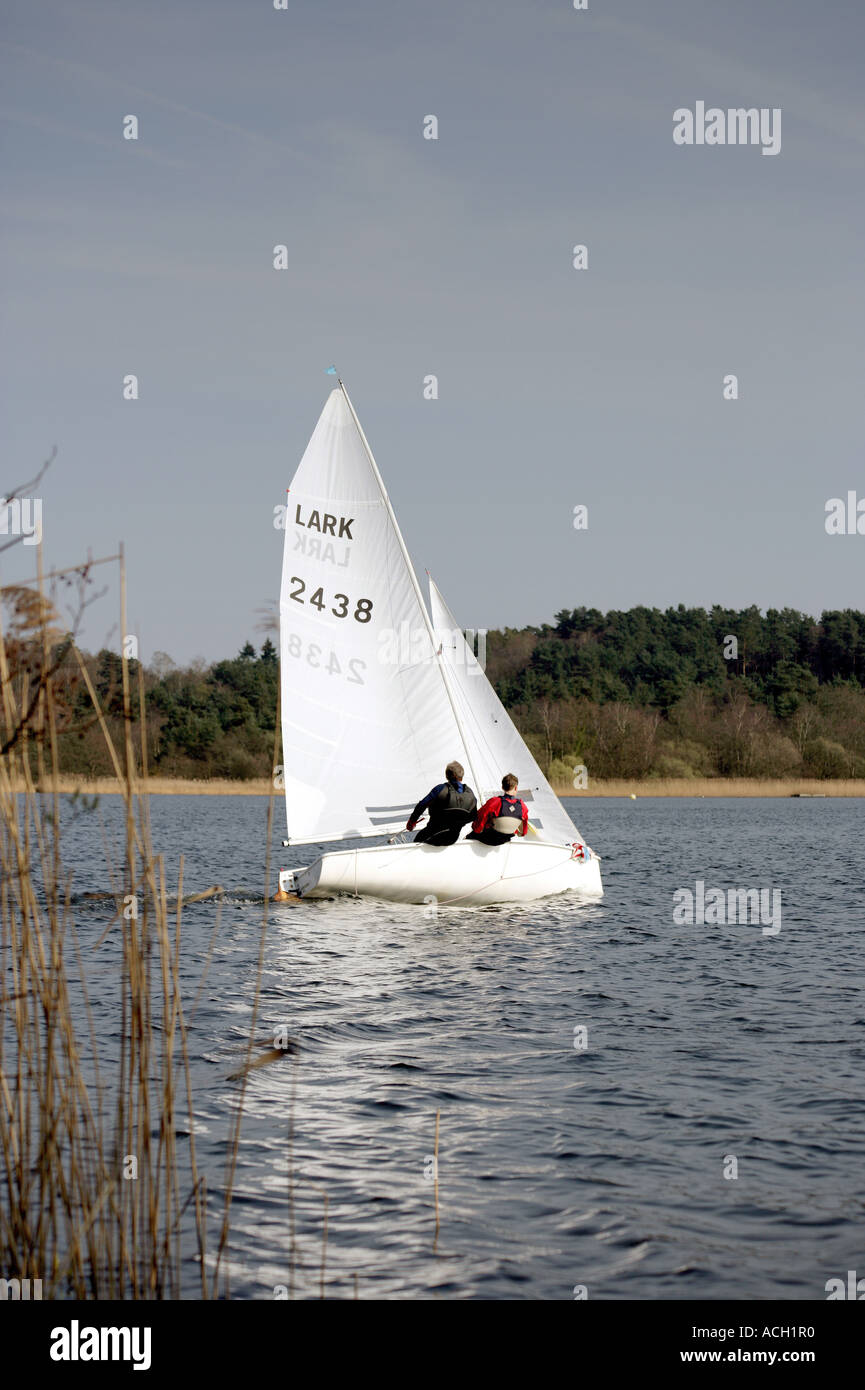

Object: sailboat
[275,382,602,906]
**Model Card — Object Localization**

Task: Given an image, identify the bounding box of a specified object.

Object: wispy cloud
[0,38,317,168]
[0,106,188,168]
[596,11,865,158]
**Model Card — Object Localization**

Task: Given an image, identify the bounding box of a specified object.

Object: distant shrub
[749,733,801,778]
[802,737,852,779]
[222,749,261,781]
[547,757,578,785]
[653,755,699,779]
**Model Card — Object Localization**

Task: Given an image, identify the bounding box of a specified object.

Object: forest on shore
[485,606,865,783]
[10,602,865,783]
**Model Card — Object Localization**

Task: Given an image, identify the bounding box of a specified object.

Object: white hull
[279,838,603,907]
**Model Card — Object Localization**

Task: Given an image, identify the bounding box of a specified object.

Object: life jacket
[430,781,476,827]
[491,793,524,837]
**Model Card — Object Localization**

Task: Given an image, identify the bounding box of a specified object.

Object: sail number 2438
[289,578,373,623]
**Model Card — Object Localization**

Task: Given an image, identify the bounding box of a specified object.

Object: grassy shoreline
[10,774,865,797]
[555,777,865,797]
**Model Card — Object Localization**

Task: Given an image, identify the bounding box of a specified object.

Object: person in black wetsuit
[406,761,477,845]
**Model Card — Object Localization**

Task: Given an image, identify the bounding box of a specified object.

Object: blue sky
[2,0,863,662]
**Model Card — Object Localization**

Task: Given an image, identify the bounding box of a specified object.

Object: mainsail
[279,386,479,845]
[428,575,580,845]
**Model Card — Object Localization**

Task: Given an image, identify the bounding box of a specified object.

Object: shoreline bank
[554,777,865,798]
[9,775,865,798]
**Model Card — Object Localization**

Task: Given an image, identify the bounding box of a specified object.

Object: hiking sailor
[406,762,478,845]
[468,773,529,845]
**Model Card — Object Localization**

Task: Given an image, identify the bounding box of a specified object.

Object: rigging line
[456,693,578,835]
[427,575,540,780]
[337,379,485,802]
[450,695,575,832]
[429,584,573,830]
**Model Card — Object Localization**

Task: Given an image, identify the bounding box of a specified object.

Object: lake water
[35,795,865,1299]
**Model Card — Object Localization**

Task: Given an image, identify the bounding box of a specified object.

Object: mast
[337,379,486,803]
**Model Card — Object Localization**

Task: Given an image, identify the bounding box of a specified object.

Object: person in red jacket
[467,773,529,846]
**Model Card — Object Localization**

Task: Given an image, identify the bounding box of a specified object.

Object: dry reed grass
[6,775,275,796]
[10,776,863,800]
[0,547,281,1298]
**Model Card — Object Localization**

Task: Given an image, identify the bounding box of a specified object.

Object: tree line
[485,606,865,781]
[46,640,279,780]
[16,604,865,781]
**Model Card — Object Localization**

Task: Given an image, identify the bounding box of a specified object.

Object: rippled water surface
[52,795,865,1299]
